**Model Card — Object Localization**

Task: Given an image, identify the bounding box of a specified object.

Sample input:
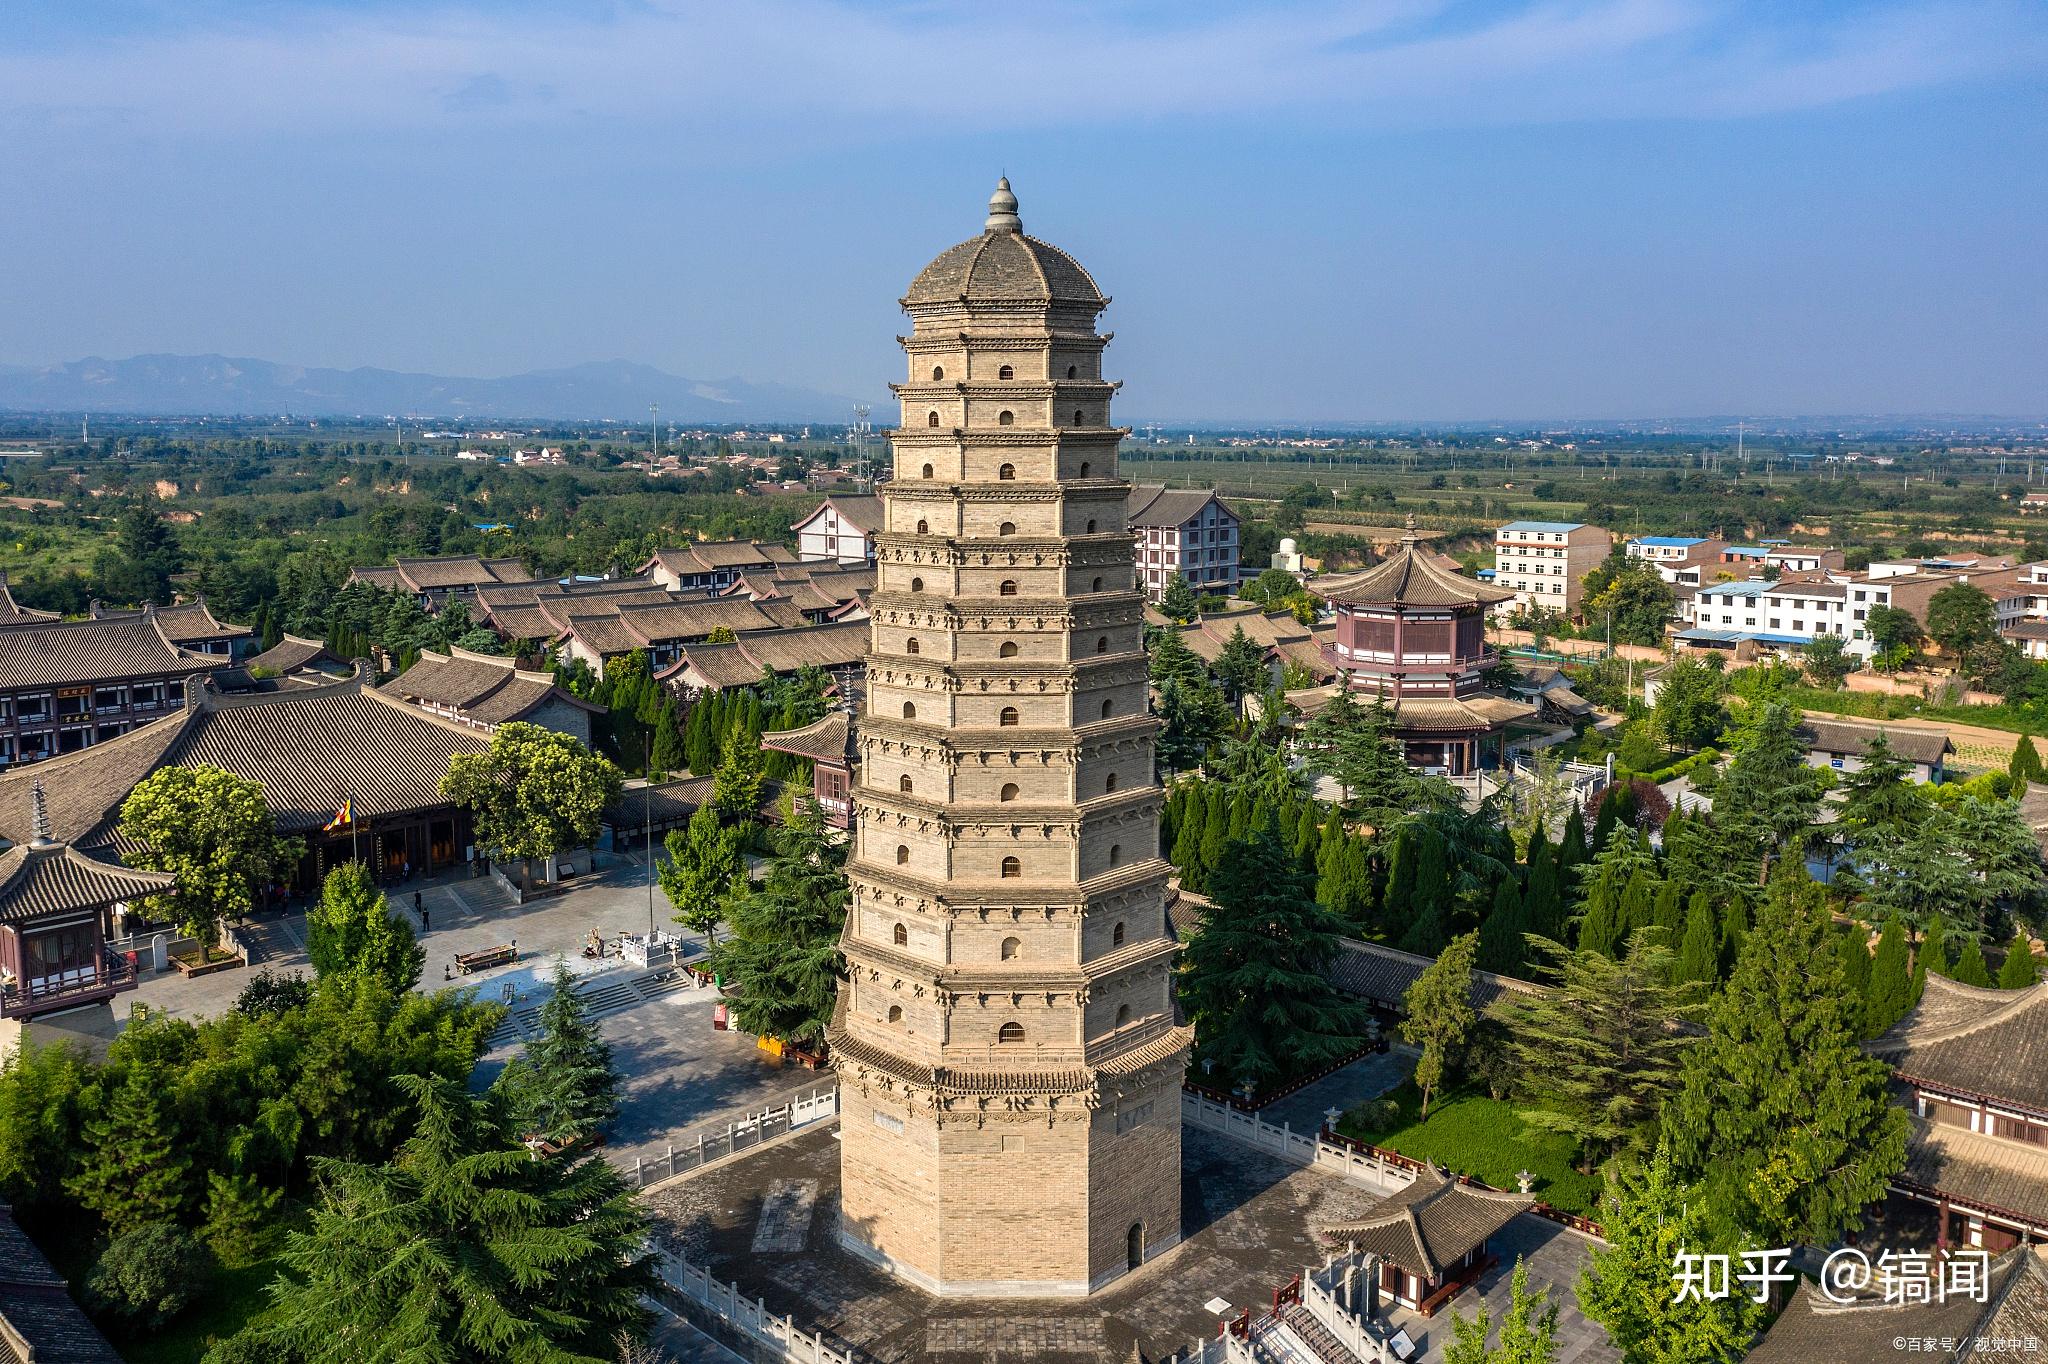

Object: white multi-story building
[1128,486,1239,600]
[1682,576,1894,656]
[1493,520,1612,619]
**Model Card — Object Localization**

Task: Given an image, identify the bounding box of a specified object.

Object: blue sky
[2,1,2044,421]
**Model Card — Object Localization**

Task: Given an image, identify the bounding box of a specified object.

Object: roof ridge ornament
[985,176,1021,234]
[28,777,54,848]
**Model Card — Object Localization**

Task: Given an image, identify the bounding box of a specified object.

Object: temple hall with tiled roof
[1317,1163,1535,1315]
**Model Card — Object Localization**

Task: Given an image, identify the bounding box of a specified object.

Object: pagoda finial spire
[1401,511,1419,550]
[985,176,1021,234]
[28,778,53,848]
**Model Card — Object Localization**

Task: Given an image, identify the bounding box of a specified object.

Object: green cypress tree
[1664,884,1909,1247]
[1180,832,1375,1092]
[1523,840,1565,944]
[1170,791,1207,889]
[1315,807,1346,880]
[1589,791,1619,854]
[2010,734,2044,787]
[1866,917,1913,1036]
[246,1074,655,1363]
[709,798,846,1047]
[1475,876,1529,977]
[1650,879,1685,940]
[1396,827,1453,954]
[1197,786,1230,891]
[1717,892,1751,975]
[1946,935,1993,987]
[1227,793,1252,841]
[1618,869,1657,941]
[1319,834,1373,930]
[650,697,687,775]
[1556,804,1588,883]
[1999,927,2042,988]
[1838,923,1872,1023]
[68,1058,193,1234]
[1291,802,1320,870]
[1160,785,1186,856]
[1676,890,1720,984]
[503,957,624,1144]
[1578,863,1625,958]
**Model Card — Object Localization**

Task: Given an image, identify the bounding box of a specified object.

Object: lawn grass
[1334,1081,1605,1218]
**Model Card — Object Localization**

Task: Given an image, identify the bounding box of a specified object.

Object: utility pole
[645,735,657,943]
[650,403,660,463]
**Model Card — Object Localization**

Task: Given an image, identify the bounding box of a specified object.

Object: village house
[792,494,884,566]
[1796,717,1953,783]
[1128,485,1239,600]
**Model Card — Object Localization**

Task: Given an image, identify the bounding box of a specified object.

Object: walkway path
[1258,1050,1414,1134]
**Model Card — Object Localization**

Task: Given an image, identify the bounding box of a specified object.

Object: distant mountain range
[0,354,861,423]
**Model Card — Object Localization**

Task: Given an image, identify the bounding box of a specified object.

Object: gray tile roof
[244,633,340,675]
[1870,975,2048,1112]
[1797,717,1954,767]
[0,1205,125,1364]
[380,648,600,726]
[1125,485,1225,530]
[1318,1164,1533,1279]
[95,597,250,643]
[760,711,851,765]
[1898,1116,2048,1228]
[1313,541,1515,610]
[0,840,175,924]
[0,613,217,690]
[1747,1245,2048,1364]
[1326,938,1544,1013]
[904,230,1103,306]
[0,574,59,627]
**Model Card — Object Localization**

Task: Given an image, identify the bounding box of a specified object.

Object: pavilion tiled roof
[0,614,218,690]
[0,840,176,924]
[390,555,530,592]
[904,228,1103,307]
[1747,1245,2048,1364]
[1317,1163,1533,1279]
[1313,523,1513,610]
[348,565,405,591]
[760,712,851,765]
[1385,694,1537,733]
[1870,975,2048,1113]
[0,712,192,847]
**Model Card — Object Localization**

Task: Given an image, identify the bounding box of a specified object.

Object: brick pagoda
[828,179,1191,1297]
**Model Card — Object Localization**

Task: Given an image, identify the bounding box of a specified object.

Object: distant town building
[1625,535,1725,567]
[1127,485,1239,599]
[791,495,883,565]
[1491,520,1612,619]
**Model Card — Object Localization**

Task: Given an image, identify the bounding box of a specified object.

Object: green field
[1335,1081,1605,1217]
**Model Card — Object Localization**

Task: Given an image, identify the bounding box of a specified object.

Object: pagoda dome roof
[905,178,1105,307]
[1315,519,1516,610]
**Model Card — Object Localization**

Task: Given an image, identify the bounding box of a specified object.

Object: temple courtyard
[641,1120,1617,1364]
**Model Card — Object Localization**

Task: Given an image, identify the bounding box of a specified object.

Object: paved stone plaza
[643,1120,1617,1363]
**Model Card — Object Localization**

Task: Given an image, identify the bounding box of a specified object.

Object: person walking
[414,891,428,931]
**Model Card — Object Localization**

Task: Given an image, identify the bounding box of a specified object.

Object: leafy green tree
[1999,926,2042,988]
[710,723,766,823]
[708,798,846,1048]
[305,861,423,993]
[441,721,623,895]
[1651,657,1725,752]
[1445,1256,1560,1364]
[1242,567,1304,607]
[119,765,301,945]
[500,959,622,1145]
[1664,883,1908,1246]
[1581,552,1676,646]
[1924,582,1995,659]
[1800,632,1855,690]
[1180,833,1373,1092]
[1401,931,1478,1120]
[1160,572,1200,624]
[241,1073,655,1364]
[1837,734,1924,839]
[1865,604,1924,665]
[2010,735,2045,787]
[660,805,749,945]
[1496,932,1696,1167]
[1950,794,2048,926]
[1578,1145,1764,1364]
[69,1059,193,1233]
[86,1221,213,1328]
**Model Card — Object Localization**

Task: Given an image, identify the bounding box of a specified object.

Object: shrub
[232,967,312,1018]
[86,1220,214,1328]
[1345,1096,1403,1136]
